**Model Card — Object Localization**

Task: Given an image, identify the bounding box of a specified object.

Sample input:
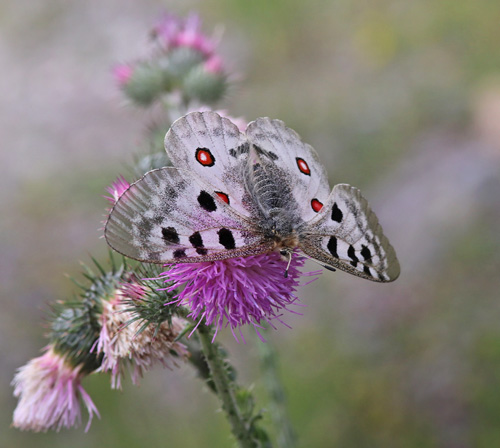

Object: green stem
[197,326,259,448]
[256,335,297,448]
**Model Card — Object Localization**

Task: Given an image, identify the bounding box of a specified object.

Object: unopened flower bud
[183,64,227,104]
[121,62,171,106]
[161,47,205,79]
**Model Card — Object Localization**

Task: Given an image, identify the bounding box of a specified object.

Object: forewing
[300,184,400,282]
[245,117,330,221]
[105,168,272,264]
[164,111,252,217]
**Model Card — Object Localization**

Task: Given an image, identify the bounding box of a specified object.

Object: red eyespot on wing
[311,198,323,212]
[215,191,230,204]
[296,157,311,175]
[195,148,216,167]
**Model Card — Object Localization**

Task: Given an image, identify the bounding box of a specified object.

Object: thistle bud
[121,62,171,106]
[160,47,205,80]
[183,64,227,104]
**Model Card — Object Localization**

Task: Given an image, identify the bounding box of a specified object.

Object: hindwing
[300,184,400,282]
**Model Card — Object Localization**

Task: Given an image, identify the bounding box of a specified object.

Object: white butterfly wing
[300,184,400,282]
[245,117,330,222]
[105,168,272,264]
[164,111,252,217]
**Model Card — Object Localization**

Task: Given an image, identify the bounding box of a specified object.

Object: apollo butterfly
[105,111,400,282]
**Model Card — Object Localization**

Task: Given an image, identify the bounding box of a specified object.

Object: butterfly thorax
[243,152,304,250]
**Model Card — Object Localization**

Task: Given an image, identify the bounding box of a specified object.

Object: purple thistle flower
[11,346,99,432]
[161,251,320,342]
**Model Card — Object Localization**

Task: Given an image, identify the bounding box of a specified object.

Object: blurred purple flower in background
[153,13,217,57]
[112,64,134,87]
[114,12,228,107]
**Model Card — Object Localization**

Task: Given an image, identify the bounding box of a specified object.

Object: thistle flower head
[96,285,189,389]
[11,346,99,432]
[115,13,228,107]
[153,12,216,57]
[161,251,320,342]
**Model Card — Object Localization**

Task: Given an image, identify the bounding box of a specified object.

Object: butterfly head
[268,219,300,257]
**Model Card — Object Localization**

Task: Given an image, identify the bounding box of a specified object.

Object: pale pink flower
[96,288,189,389]
[11,346,99,432]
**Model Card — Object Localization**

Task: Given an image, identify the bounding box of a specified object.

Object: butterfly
[105,111,400,282]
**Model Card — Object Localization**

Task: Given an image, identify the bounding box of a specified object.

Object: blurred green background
[2,0,500,447]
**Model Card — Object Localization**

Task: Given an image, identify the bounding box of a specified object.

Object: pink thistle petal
[153,13,182,50]
[11,346,99,432]
[112,64,134,87]
[154,12,217,58]
[204,55,224,74]
[160,251,320,340]
[104,175,130,205]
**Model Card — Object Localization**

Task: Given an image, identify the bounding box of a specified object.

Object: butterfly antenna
[299,252,336,272]
[284,251,293,278]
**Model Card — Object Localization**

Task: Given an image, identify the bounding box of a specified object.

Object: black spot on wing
[218,228,236,249]
[189,231,208,255]
[363,265,372,277]
[327,236,339,258]
[197,190,217,212]
[331,203,343,223]
[189,231,203,247]
[360,245,372,261]
[173,249,186,259]
[347,245,359,267]
[162,226,179,244]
